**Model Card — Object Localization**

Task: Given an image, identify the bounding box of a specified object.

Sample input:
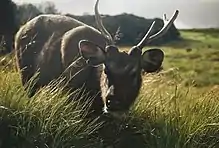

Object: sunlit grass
[0,67,105,147]
[121,29,219,87]
[132,72,219,147]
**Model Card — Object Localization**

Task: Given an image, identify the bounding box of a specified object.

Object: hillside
[66,13,180,45]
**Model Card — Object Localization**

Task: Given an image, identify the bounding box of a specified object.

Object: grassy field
[0,29,219,147]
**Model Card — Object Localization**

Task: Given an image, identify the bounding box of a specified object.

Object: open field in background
[122,28,219,88]
[0,29,219,147]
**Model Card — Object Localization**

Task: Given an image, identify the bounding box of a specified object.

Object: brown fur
[15,13,164,115]
[15,14,108,113]
[16,16,99,85]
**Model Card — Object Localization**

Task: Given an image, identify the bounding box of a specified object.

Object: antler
[95,0,114,45]
[137,10,179,49]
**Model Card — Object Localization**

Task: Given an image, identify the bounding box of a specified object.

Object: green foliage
[163,29,219,87]
[133,74,219,147]
[0,71,103,147]
[120,28,219,87]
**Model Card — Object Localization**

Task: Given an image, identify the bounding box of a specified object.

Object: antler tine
[137,10,179,49]
[137,21,156,49]
[95,0,114,44]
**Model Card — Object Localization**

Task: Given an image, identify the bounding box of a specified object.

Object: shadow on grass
[0,89,182,148]
[1,109,219,148]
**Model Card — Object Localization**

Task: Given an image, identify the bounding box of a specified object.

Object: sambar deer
[15,0,179,114]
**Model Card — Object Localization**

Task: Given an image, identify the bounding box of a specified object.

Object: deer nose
[107,99,120,108]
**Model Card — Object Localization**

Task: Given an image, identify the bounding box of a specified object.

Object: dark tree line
[0,1,180,54]
[0,0,18,53]
[66,13,180,45]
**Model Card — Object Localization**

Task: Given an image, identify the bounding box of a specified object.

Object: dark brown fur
[15,7,171,114]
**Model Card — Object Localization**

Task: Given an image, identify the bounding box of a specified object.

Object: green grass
[0,65,104,147]
[0,29,219,147]
[162,29,219,87]
[122,29,219,87]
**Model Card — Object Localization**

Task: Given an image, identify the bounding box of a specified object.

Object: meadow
[0,29,219,148]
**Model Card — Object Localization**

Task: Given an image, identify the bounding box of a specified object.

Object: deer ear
[79,40,106,66]
[141,48,164,72]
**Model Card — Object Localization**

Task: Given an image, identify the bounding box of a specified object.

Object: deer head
[78,0,179,113]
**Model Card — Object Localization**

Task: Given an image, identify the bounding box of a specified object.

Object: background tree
[66,13,181,45]
[0,0,18,54]
[16,1,58,26]
[4,1,180,53]
[38,1,59,14]
[16,3,42,25]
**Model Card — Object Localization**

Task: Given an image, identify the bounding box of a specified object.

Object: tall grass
[1,58,219,147]
[132,72,219,147]
[0,29,219,147]
[0,65,105,147]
